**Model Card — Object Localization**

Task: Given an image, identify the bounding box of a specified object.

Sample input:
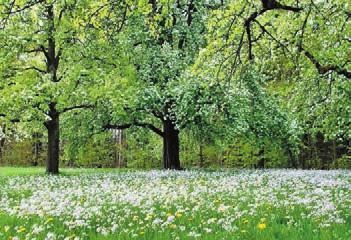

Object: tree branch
[0,113,20,123]
[301,47,351,79]
[244,0,302,60]
[61,104,94,114]
[3,0,44,15]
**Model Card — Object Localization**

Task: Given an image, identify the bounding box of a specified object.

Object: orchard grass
[0,168,350,239]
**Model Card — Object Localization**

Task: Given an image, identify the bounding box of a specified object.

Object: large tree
[99,0,228,169]
[0,0,127,173]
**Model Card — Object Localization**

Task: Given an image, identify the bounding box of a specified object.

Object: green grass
[0,166,129,176]
[0,168,350,239]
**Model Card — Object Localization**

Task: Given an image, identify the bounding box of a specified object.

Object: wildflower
[175,212,182,218]
[45,217,54,224]
[167,215,175,223]
[17,226,26,233]
[257,223,266,230]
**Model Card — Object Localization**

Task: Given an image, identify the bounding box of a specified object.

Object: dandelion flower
[257,223,266,230]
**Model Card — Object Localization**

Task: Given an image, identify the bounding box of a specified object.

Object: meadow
[0,167,350,240]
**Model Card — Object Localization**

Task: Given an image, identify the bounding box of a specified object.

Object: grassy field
[0,167,350,239]
[0,166,128,176]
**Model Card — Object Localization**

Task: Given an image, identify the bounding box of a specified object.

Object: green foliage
[0,0,349,169]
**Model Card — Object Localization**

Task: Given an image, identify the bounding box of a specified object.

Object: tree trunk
[0,136,5,164]
[45,107,60,174]
[32,132,42,166]
[112,129,124,168]
[163,119,181,169]
[0,125,5,164]
[199,142,204,168]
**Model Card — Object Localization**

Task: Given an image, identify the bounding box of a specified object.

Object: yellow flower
[175,212,182,218]
[17,226,26,233]
[80,197,86,204]
[45,217,54,224]
[257,223,266,230]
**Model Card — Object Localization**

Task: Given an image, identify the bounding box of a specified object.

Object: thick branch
[261,0,302,12]
[301,47,351,79]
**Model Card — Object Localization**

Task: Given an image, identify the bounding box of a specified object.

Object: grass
[0,168,350,239]
[0,166,129,176]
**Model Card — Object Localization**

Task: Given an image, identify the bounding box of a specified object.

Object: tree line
[0,0,350,173]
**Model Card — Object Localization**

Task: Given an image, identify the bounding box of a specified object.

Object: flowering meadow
[0,169,350,240]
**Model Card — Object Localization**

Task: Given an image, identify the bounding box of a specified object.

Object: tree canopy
[0,0,350,172]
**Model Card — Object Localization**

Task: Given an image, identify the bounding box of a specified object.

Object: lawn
[0,168,350,239]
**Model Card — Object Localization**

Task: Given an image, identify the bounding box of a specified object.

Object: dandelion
[257,222,267,230]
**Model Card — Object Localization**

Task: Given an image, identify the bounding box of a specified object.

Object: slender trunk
[113,129,124,168]
[0,125,5,164]
[45,103,60,174]
[199,142,204,168]
[32,132,42,166]
[0,137,5,164]
[163,119,180,169]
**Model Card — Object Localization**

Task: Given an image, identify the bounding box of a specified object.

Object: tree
[99,0,224,169]
[199,0,350,167]
[0,0,127,173]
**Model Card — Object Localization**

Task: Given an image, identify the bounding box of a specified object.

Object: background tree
[200,0,350,168]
